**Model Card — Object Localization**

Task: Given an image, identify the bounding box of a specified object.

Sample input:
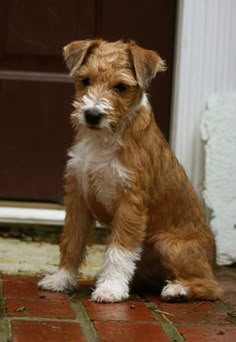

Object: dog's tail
[182,278,223,300]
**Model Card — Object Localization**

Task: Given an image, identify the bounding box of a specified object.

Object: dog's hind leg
[161,277,222,302]
[153,231,223,302]
[38,172,94,292]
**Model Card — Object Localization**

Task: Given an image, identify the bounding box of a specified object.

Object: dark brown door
[0,0,176,203]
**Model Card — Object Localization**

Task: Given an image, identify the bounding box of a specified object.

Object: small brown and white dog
[38,39,222,302]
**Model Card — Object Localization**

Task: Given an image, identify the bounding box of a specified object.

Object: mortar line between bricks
[212,299,235,314]
[69,299,100,342]
[145,301,185,342]
[0,274,6,318]
[0,276,12,342]
[3,315,162,324]
[212,300,236,325]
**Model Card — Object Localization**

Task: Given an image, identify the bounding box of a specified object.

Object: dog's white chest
[68,137,131,211]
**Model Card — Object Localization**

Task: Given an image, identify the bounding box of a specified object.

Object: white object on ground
[201,94,236,265]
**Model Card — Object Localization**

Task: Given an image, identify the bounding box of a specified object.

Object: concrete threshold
[0,237,105,279]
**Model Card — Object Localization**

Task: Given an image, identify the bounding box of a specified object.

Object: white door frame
[170,0,236,195]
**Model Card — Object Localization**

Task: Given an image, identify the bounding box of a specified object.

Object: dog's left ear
[128,41,166,89]
[63,39,100,75]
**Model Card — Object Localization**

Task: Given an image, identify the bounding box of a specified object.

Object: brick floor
[149,299,230,325]
[6,298,75,319]
[177,326,236,342]
[0,267,236,342]
[94,322,169,342]
[82,300,155,322]
[12,321,86,342]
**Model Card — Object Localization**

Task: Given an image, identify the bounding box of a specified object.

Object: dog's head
[64,39,166,132]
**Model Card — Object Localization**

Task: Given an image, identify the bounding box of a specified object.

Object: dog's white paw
[161,282,189,302]
[91,281,129,303]
[38,269,78,292]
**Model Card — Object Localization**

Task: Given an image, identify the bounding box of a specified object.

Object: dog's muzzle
[85,109,104,127]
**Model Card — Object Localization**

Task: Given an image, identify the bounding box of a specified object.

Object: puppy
[38,39,222,302]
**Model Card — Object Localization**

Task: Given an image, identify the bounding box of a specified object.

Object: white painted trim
[0,207,105,227]
[170,0,236,195]
[0,207,65,225]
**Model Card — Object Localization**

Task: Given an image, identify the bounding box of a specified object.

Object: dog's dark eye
[114,83,127,93]
[81,78,90,86]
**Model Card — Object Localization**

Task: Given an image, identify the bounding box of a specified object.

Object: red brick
[2,274,42,283]
[6,298,75,319]
[219,279,236,309]
[219,278,236,293]
[149,297,229,324]
[77,285,93,300]
[79,279,95,286]
[178,325,236,342]
[12,320,86,342]
[220,290,236,309]
[216,266,236,284]
[83,300,155,322]
[3,279,66,301]
[94,321,169,342]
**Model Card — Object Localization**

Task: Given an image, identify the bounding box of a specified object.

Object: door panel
[0,77,73,201]
[0,0,176,203]
[6,0,95,56]
[97,0,176,140]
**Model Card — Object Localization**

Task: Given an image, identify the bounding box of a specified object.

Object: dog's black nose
[85,109,103,125]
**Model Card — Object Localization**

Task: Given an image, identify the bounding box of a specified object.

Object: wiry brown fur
[58,39,222,301]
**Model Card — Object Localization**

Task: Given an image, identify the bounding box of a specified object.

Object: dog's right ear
[63,40,100,75]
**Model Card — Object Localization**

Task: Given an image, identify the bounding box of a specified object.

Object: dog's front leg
[38,173,94,292]
[92,195,147,302]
